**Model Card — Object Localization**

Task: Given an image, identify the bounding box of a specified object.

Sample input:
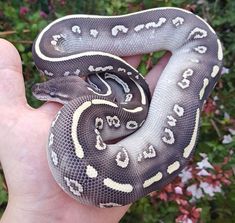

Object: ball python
[32,7,223,208]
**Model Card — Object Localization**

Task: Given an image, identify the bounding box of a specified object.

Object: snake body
[32,7,223,207]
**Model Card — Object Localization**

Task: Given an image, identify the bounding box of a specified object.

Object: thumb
[0,38,27,107]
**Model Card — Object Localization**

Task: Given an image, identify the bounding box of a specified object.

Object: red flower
[159,191,168,201]
[19,7,29,16]
[40,11,47,18]
[203,98,216,114]
[60,0,66,5]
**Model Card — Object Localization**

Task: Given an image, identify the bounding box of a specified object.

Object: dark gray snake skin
[32,7,223,207]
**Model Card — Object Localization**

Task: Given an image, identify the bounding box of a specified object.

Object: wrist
[0,196,59,223]
[1,204,50,223]
[0,195,130,223]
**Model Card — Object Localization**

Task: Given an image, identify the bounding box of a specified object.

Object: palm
[0,39,170,222]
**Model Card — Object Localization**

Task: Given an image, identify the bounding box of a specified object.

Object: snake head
[32,76,92,104]
[32,82,59,101]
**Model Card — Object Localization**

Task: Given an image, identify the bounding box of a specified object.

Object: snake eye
[49,88,57,97]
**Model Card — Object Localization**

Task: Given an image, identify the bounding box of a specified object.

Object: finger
[37,101,62,119]
[122,54,142,68]
[0,38,27,106]
[145,52,172,95]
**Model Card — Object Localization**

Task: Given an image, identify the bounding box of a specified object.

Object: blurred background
[0,0,235,222]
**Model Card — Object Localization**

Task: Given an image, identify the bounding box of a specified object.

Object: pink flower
[181,216,193,223]
[197,169,211,176]
[196,157,213,170]
[187,184,203,199]
[229,128,235,135]
[179,167,193,184]
[176,215,193,223]
[200,182,222,197]
[60,0,66,5]
[175,186,183,195]
[203,98,216,114]
[40,11,48,18]
[159,192,168,201]
[222,134,233,144]
[19,7,29,16]
[177,206,201,223]
[221,67,230,75]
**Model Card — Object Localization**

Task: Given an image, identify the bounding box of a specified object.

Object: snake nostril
[32,83,40,95]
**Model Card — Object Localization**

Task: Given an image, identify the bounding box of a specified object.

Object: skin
[0,38,170,223]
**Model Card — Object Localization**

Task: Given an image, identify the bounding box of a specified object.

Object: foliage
[0,0,235,222]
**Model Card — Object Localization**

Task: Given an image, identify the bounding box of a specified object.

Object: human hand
[0,38,170,223]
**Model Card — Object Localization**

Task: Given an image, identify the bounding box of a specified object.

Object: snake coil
[32,7,223,207]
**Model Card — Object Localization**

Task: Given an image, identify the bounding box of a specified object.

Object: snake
[32,7,223,208]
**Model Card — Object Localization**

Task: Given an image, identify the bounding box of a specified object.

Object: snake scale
[32,7,223,207]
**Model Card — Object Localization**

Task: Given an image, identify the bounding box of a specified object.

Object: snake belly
[32,7,223,207]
